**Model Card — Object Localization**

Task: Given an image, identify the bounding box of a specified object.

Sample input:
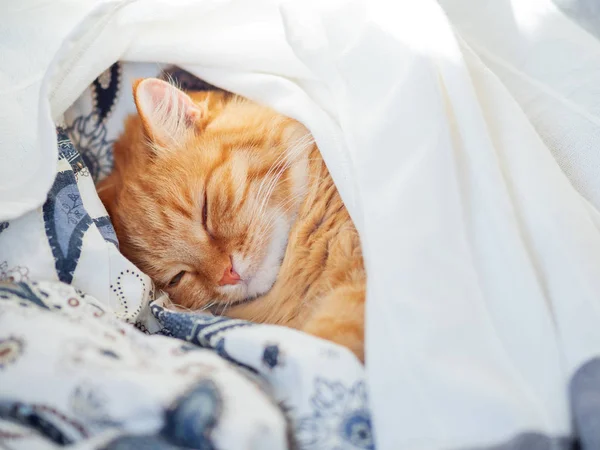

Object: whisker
[198,299,219,313]
[248,132,314,228]
[251,140,309,224]
[161,294,196,314]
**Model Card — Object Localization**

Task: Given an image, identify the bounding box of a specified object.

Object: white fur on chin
[246,215,289,298]
[219,214,290,301]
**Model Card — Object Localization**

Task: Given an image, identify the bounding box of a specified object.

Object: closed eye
[202,190,208,228]
[168,271,185,287]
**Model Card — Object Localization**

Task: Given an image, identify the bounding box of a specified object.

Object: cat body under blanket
[98,78,366,361]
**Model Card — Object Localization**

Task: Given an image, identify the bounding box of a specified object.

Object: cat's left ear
[133,78,207,149]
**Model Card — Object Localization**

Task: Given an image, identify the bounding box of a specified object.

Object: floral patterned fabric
[0,280,371,449]
[0,281,288,449]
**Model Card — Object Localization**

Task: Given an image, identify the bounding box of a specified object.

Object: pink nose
[218,261,240,286]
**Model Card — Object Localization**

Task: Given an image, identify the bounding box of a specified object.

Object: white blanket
[3,0,600,448]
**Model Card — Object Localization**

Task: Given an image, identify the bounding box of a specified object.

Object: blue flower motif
[66,112,114,182]
[43,170,92,284]
[162,379,221,450]
[0,282,49,309]
[0,222,9,234]
[262,344,280,369]
[297,378,374,450]
[342,409,373,449]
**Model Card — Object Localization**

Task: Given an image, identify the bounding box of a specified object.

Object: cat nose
[218,259,241,286]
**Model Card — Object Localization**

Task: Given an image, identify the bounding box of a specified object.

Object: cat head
[98,78,312,311]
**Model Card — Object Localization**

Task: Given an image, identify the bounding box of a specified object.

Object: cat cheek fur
[229,211,291,299]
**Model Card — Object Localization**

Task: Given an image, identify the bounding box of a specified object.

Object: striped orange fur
[98,78,366,361]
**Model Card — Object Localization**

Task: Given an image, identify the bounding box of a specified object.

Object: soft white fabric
[4,0,600,449]
[439,0,600,212]
[0,1,99,220]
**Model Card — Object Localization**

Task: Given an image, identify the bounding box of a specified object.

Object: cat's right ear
[133,78,208,150]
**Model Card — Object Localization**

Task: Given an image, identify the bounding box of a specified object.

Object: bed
[3,0,600,449]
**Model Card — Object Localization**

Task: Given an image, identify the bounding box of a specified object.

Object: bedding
[4,0,600,449]
[0,279,370,449]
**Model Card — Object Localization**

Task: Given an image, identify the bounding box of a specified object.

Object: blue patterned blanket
[0,280,370,449]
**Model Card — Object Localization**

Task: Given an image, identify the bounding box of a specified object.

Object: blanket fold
[3,0,600,449]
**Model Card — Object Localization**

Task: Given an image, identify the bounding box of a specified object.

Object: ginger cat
[98,78,366,361]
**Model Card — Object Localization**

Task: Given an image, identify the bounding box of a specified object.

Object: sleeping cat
[97,78,366,361]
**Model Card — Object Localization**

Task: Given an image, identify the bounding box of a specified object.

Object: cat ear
[132,78,207,149]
